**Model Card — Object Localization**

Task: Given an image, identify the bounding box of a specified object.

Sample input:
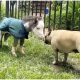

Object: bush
[0,1,5,20]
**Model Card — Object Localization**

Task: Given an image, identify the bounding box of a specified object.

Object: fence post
[71,1,75,30]
[40,1,42,17]
[0,1,2,48]
[78,3,80,30]
[35,1,37,16]
[11,2,14,17]
[65,1,69,30]
[44,1,47,24]
[15,1,17,18]
[24,1,27,16]
[0,1,1,19]
[10,1,16,17]
[28,1,30,15]
[21,1,23,19]
[18,1,20,19]
[48,1,51,31]
[59,1,62,29]
[6,1,9,17]
[53,1,57,29]
[32,1,33,16]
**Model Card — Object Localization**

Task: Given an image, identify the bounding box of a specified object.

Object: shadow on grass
[0,45,10,53]
[53,61,80,75]
[39,51,80,75]
[0,45,25,58]
[0,45,80,76]
[40,51,80,75]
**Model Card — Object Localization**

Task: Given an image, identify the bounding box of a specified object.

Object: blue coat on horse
[0,17,29,39]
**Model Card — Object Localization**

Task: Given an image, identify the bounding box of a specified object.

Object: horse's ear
[34,17,38,24]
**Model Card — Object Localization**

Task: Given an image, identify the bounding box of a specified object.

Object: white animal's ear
[44,28,51,37]
[48,30,51,36]
[48,28,51,35]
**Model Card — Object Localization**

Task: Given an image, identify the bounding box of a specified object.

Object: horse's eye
[37,27,40,30]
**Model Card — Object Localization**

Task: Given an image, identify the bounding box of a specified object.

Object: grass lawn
[0,33,80,79]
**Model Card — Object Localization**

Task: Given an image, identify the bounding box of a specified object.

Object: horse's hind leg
[0,31,3,47]
[11,38,18,57]
[19,38,25,55]
[4,32,10,46]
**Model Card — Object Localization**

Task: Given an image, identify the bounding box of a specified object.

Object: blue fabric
[0,17,29,39]
[44,8,48,14]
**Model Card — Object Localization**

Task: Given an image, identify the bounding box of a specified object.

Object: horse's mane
[22,16,43,22]
[22,16,44,31]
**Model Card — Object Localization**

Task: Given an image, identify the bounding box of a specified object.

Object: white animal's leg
[77,45,80,53]
[63,53,68,63]
[11,38,18,57]
[52,49,59,65]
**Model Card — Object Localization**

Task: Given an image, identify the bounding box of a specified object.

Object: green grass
[0,33,80,79]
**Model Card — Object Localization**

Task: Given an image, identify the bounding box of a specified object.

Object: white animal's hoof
[52,61,59,65]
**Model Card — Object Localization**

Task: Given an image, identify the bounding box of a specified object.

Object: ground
[0,33,80,79]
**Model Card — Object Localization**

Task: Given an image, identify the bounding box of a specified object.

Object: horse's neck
[24,22,32,32]
[24,21,36,32]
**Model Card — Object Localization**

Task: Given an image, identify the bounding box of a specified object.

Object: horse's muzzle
[39,35,45,41]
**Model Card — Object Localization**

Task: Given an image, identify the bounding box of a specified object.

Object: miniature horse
[0,16,44,57]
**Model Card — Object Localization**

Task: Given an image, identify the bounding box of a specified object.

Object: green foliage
[0,2,5,20]
[45,1,80,30]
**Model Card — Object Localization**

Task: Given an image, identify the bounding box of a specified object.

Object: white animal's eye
[37,27,40,30]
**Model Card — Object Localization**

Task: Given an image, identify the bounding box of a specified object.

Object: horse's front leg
[19,38,25,55]
[11,38,18,57]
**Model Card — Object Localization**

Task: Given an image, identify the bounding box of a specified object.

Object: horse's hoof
[12,53,17,57]
[21,51,25,56]
[21,49,25,55]
[52,61,59,65]
[18,47,25,55]
[62,61,67,64]
[12,52,17,57]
